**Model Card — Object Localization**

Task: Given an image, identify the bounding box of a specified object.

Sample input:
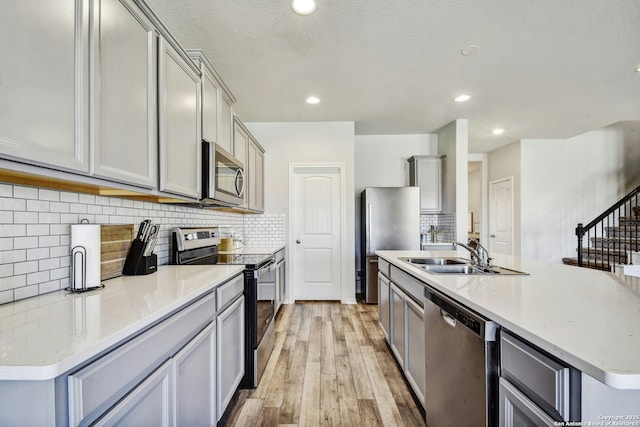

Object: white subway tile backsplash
[14,233,38,250]
[70,203,88,214]
[27,271,49,286]
[38,189,60,202]
[14,211,39,224]
[0,184,12,197]
[0,211,12,223]
[27,200,50,212]
[14,261,38,275]
[1,224,26,237]
[1,274,25,290]
[0,263,13,278]
[27,248,50,261]
[50,224,69,235]
[39,257,60,271]
[27,224,50,236]
[49,202,70,213]
[0,238,13,251]
[0,197,27,211]
[0,290,13,304]
[13,186,37,199]
[0,250,26,264]
[60,214,79,223]
[15,285,38,301]
[38,235,60,247]
[60,192,79,203]
[38,212,61,224]
[50,267,68,280]
[87,205,102,215]
[49,246,68,258]
[38,280,61,294]
[109,198,123,207]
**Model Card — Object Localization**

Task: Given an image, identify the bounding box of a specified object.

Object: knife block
[122,239,157,275]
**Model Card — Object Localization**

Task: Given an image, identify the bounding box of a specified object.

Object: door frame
[288,163,349,303]
[489,176,515,256]
[468,153,489,249]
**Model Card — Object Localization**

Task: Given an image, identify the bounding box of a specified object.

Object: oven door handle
[254,259,276,278]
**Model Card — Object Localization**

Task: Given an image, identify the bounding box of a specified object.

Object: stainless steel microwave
[201,141,245,207]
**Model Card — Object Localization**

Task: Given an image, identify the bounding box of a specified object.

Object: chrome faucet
[470,239,493,269]
[454,241,482,265]
[455,240,493,269]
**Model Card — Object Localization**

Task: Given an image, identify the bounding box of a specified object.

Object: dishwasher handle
[440,309,457,328]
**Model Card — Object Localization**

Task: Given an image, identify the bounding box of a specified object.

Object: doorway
[489,176,514,255]
[289,165,345,301]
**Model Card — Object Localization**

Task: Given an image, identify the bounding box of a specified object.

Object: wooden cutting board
[101,224,134,280]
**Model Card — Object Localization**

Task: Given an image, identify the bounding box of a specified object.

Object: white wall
[438,119,469,242]
[520,122,640,263]
[354,134,437,193]
[245,122,356,302]
[468,162,482,233]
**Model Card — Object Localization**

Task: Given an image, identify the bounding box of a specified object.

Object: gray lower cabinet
[93,360,173,427]
[499,378,556,427]
[216,295,245,421]
[90,0,157,188]
[158,36,201,200]
[173,321,216,426]
[0,0,89,173]
[377,272,390,341]
[499,331,580,425]
[404,296,425,405]
[275,248,287,310]
[389,282,405,366]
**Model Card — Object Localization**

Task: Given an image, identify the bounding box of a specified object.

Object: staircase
[563,192,640,272]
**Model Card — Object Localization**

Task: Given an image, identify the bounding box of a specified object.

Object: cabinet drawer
[216,274,244,311]
[500,332,570,421]
[389,265,424,307]
[378,258,390,278]
[68,291,215,426]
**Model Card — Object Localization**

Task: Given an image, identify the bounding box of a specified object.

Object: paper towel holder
[65,245,104,294]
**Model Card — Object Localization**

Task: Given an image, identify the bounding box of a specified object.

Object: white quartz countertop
[376,249,640,389]
[0,264,245,381]
[219,245,285,255]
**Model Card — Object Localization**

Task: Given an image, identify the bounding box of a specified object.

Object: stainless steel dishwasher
[424,287,499,427]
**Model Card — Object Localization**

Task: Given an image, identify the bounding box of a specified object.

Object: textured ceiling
[145,0,640,152]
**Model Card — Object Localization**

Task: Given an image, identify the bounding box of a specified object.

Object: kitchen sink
[401,257,528,275]
[401,257,469,266]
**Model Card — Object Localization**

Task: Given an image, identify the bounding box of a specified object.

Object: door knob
[296,240,301,244]
[490,234,496,238]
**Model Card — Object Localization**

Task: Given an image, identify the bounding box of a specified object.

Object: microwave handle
[235,168,245,197]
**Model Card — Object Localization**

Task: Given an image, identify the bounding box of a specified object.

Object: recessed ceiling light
[492,128,505,135]
[635,66,640,72]
[306,96,320,104]
[461,45,479,56]
[292,0,316,15]
[454,94,471,103]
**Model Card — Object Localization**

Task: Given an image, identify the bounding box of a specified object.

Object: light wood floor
[220,302,426,426]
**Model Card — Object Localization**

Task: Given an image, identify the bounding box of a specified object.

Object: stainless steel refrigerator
[361,187,420,303]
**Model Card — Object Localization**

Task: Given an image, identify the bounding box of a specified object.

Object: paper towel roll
[70,224,101,289]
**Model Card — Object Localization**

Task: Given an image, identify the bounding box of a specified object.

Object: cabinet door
[389,283,405,367]
[279,258,287,305]
[233,120,249,208]
[404,296,425,407]
[218,94,234,154]
[94,360,173,427]
[247,139,265,212]
[158,38,201,199]
[410,156,443,213]
[90,0,157,188]
[216,296,245,421]
[377,272,390,341]
[202,66,220,145]
[499,378,557,427]
[0,0,89,173]
[173,322,215,426]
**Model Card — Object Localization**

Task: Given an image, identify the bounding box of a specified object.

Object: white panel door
[489,177,514,255]
[292,166,343,300]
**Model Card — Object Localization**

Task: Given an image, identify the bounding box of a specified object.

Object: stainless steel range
[171,227,276,389]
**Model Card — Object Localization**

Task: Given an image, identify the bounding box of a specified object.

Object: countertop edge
[0,265,245,381]
[377,250,640,390]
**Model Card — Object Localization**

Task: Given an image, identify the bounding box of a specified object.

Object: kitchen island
[377,249,640,422]
[0,264,245,426]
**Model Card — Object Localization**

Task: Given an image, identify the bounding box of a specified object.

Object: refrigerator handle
[367,203,372,255]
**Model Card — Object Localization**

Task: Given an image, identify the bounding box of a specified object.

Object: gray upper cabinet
[408,155,445,213]
[158,37,201,199]
[0,0,90,173]
[233,118,249,209]
[90,0,157,188]
[218,93,234,154]
[247,137,265,212]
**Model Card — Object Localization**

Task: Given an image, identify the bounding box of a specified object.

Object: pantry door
[290,165,344,301]
[489,177,514,256]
